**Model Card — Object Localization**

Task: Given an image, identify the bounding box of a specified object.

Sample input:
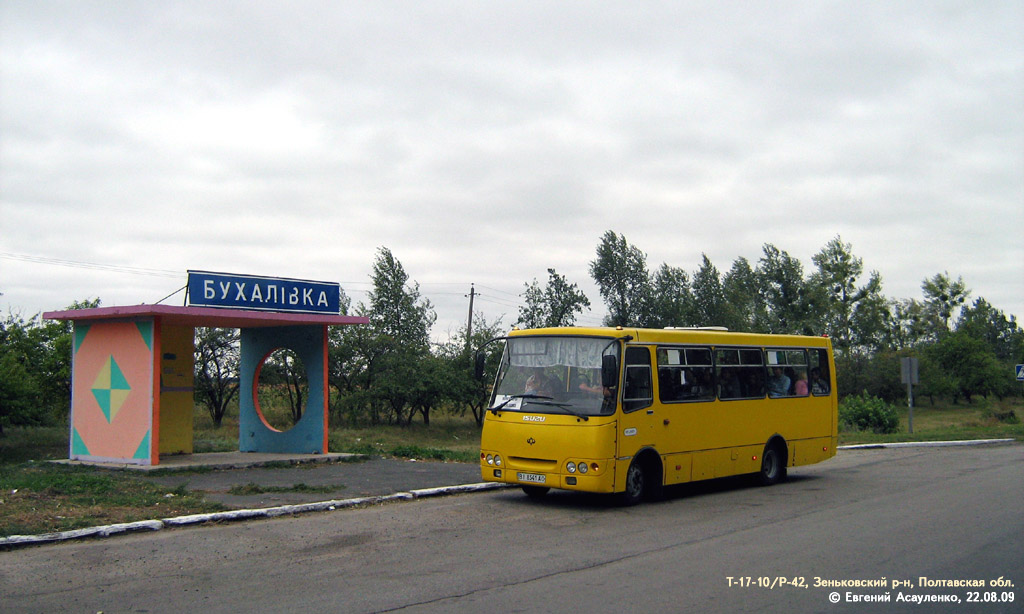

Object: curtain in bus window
[508,337,607,369]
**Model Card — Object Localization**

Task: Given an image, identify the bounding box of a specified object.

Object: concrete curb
[838,438,1015,450]
[0,482,508,550]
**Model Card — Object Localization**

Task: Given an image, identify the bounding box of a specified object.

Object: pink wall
[70,321,154,464]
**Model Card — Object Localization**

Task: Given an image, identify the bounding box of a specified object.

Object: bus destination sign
[187,270,341,315]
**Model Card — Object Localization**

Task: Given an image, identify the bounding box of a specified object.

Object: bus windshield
[490,336,618,417]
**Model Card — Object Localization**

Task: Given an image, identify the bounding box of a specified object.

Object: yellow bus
[477,326,837,504]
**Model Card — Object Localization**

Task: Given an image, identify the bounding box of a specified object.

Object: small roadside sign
[1016,364,1024,382]
[901,357,919,385]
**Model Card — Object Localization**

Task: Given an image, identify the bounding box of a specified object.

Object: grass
[327,416,482,463]
[2,398,1021,537]
[838,397,1024,445]
[0,463,224,537]
[0,410,483,538]
[227,482,338,496]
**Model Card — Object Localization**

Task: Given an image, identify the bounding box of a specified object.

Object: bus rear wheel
[758,442,788,486]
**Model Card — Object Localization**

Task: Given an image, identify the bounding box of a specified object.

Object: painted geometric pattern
[71,320,153,463]
[91,356,131,423]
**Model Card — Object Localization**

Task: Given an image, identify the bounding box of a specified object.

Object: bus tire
[758,441,787,486]
[522,486,550,499]
[617,458,646,506]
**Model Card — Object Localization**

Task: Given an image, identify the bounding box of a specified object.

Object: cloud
[2,1,1021,337]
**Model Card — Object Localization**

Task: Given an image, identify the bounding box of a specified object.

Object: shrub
[839,392,900,434]
[982,407,1019,424]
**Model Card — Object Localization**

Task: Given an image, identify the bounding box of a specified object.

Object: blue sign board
[187,270,341,315]
[1017,364,1024,382]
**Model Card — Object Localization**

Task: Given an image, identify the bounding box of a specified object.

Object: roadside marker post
[901,357,920,434]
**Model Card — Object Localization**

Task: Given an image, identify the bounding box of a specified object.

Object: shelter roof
[42,304,368,328]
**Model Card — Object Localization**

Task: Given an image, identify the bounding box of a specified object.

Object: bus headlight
[578,462,588,474]
[566,461,577,474]
[494,455,502,467]
[486,454,494,465]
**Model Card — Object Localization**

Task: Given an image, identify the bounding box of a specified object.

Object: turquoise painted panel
[239,326,327,454]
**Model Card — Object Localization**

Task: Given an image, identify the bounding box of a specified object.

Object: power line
[1,252,182,278]
[3,251,607,323]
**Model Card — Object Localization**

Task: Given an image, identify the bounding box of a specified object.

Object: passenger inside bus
[793,370,809,396]
[525,368,556,397]
[768,367,791,397]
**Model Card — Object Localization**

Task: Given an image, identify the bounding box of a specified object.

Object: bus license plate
[517,472,546,484]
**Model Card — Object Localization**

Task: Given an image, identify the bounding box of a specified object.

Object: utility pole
[465,283,476,351]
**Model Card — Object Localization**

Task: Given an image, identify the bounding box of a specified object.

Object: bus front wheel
[617,459,646,506]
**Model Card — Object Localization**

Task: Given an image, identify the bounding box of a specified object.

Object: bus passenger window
[765,349,808,398]
[809,348,831,395]
[715,348,765,400]
[657,347,713,402]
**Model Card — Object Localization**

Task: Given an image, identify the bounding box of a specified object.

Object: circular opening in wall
[255,348,309,432]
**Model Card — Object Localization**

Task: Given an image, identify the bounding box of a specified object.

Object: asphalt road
[2,443,1021,613]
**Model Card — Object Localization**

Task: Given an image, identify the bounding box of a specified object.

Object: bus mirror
[474,352,486,380]
[601,355,618,388]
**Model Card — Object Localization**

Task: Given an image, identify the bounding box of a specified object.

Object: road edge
[1,482,508,550]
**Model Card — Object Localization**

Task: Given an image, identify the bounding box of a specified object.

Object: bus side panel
[663,452,692,484]
[790,436,836,467]
[690,445,763,482]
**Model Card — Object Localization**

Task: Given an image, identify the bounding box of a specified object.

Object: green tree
[518,268,591,328]
[194,327,240,428]
[337,247,437,426]
[646,263,693,329]
[721,257,768,332]
[690,254,726,327]
[368,247,436,348]
[329,315,386,425]
[256,348,308,426]
[926,332,1003,403]
[847,274,890,353]
[886,298,930,351]
[956,298,1023,362]
[922,272,970,337]
[757,244,819,334]
[589,230,651,326]
[0,343,42,435]
[438,314,507,426]
[0,298,100,433]
[809,236,888,354]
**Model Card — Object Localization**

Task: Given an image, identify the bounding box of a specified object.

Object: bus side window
[809,348,832,395]
[765,348,808,398]
[658,347,713,402]
[623,346,653,412]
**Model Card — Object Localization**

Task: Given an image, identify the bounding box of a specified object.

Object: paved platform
[52,451,360,472]
[53,452,485,510]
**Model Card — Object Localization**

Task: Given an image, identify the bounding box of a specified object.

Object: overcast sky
[2,1,1022,340]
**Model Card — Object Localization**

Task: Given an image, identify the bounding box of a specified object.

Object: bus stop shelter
[43,304,367,466]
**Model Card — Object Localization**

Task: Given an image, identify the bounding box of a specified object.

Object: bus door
[617,345,658,460]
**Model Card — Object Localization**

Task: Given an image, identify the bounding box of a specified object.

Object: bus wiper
[527,400,590,421]
[489,394,553,414]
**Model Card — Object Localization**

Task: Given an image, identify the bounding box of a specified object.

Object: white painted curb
[0,482,508,549]
[839,438,1014,449]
